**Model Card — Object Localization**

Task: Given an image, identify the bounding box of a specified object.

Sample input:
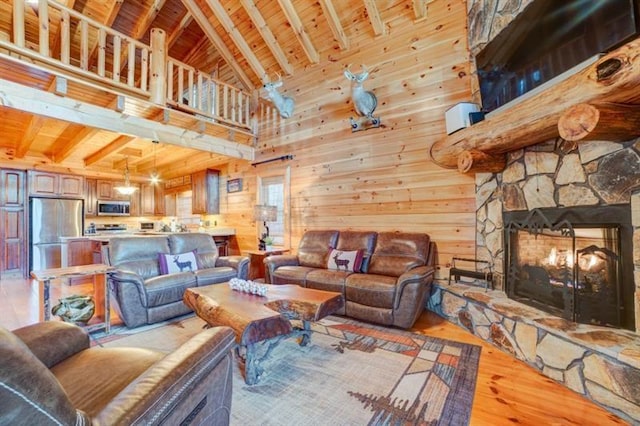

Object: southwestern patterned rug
[97,315,481,425]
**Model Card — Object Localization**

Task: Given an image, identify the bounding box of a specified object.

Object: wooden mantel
[429,37,640,174]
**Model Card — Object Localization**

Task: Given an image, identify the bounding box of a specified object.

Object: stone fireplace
[425,1,640,423]
[505,205,634,330]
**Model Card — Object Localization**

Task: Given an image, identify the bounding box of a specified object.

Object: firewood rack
[448,257,493,291]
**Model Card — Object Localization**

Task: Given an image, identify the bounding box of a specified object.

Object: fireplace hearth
[504,205,634,330]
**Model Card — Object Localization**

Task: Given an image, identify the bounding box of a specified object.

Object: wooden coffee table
[184,283,344,385]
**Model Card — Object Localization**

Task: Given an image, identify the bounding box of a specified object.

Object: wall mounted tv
[476,0,640,115]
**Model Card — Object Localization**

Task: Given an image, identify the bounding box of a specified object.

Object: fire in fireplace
[504,205,634,330]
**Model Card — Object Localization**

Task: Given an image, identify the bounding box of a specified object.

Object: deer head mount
[262,75,295,119]
[344,65,378,118]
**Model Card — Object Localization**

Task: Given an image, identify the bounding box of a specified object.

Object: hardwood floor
[0,276,627,425]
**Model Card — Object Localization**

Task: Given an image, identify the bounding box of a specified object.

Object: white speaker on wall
[445,102,481,135]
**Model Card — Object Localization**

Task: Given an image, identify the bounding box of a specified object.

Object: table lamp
[254,204,277,250]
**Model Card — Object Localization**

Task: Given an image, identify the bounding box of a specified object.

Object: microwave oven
[97,200,130,216]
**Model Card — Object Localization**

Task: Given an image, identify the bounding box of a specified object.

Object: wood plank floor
[0,276,627,425]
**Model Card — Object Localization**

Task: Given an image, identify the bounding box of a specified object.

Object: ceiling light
[150,140,161,185]
[114,157,138,195]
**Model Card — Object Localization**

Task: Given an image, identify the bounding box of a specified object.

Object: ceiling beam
[50,126,98,163]
[319,0,349,50]
[167,11,193,49]
[181,0,254,90]
[205,0,267,83]
[277,0,319,64]
[84,135,135,166]
[239,0,294,76]
[130,0,167,40]
[0,77,254,160]
[16,115,47,158]
[413,0,428,20]
[363,0,386,36]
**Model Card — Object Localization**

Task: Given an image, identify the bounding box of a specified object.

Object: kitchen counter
[83,229,236,242]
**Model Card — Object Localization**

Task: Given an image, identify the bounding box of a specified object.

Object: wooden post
[80,20,89,70]
[38,0,49,57]
[13,0,25,47]
[558,102,640,141]
[60,10,70,64]
[98,29,106,77]
[149,28,167,105]
[457,149,506,174]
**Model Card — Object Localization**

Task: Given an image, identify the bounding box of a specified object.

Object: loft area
[476,0,639,114]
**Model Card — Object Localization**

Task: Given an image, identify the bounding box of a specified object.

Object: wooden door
[97,180,114,199]
[68,240,94,266]
[191,169,219,214]
[154,184,165,216]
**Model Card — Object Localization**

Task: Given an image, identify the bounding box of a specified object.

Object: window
[258,169,289,247]
[176,190,199,225]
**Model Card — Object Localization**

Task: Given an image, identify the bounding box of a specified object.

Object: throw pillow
[327,249,363,272]
[159,251,199,274]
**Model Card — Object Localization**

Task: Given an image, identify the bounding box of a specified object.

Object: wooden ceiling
[0,0,429,181]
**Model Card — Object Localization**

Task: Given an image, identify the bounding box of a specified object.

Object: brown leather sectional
[264,230,436,328]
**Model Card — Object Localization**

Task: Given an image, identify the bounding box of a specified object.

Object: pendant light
[114,157,137,195]
[150,140,160,184]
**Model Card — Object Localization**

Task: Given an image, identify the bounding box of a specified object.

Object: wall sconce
[254,204,277,250]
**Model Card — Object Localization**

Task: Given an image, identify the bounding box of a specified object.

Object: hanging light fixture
[150,140,160,184]
[114,157,138,195]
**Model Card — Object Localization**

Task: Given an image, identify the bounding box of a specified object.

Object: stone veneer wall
[427,283,640,423]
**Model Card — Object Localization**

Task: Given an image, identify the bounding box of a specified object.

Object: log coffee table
[183,283,344,385]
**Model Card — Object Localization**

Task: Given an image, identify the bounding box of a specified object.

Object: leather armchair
[0,321,235,425]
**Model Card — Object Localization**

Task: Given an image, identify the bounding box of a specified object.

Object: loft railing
[3,0,253,131]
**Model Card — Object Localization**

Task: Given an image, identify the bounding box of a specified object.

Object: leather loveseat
[264,230,436,328]
[0,321,235,425]
[106,233,249,328]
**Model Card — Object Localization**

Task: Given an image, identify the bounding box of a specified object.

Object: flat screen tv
[476,0,640,115]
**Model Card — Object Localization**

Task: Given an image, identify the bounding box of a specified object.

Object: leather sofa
[0,320,235,425]
[264,230,436,328]
[106,233,249,328]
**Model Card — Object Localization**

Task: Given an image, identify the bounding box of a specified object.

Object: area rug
[97,315,481,425]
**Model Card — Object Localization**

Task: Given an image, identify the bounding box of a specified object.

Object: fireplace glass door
[506,209,622,328]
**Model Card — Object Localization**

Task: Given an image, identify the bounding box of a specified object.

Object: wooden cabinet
[153,184,165,216]
[29,171,84,198]
[59,174,84,197]
[85,178,97,216]
[140,183,155,216]
[191,169,219,214]
[0,169,26,277]
[91,240,104,264]
[0,207,25,276]
[1,169,25,206]
[97,179,115,199]
[164,193,176,216]
[67,240,93,266]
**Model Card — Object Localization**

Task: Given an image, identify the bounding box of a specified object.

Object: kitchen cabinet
[0,207,25,276]
[140,183,155,216]
[67,239,94,266]
[97,179,115,199]
[191,169,219,214]
[85,178,97,216]
[153,184,165,216]
[1,169,25,206]
[164,193,176,216]
[96,179,138,203]
[29,171,84,198]
[91,240,104,264]
[0,169,26,277]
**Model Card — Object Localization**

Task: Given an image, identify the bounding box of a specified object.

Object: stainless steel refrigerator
[30,198,84,271]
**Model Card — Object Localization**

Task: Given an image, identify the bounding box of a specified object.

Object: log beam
[558,102,640,142]
[457,149,506,174]
[429,37,640,171]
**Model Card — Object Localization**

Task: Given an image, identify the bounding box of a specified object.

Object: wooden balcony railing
[4,0,253,131]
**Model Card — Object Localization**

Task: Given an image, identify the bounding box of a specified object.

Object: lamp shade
[254,205,277,222]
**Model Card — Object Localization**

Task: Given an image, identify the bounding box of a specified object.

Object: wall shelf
[429,37,640,174]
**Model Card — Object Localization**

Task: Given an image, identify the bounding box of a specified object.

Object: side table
[245,249,290,280]
[31,264,115,333]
